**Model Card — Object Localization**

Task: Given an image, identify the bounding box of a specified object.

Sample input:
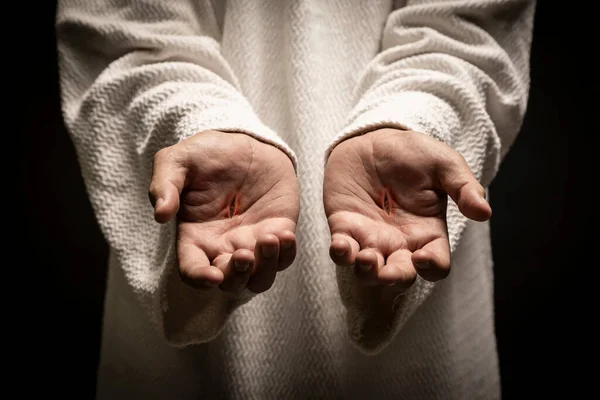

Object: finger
[412,237,452,282]
[354,248,384,286]
[148,147,187,223]
[178,241,223,289]
[247,234,280,294]
[216,249,254,292]
[329,233,360,267]
[381,249,418,290]
[276,230,297,271]
[437,154,492,222]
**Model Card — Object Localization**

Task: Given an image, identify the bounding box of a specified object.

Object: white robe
[56,0,535,398]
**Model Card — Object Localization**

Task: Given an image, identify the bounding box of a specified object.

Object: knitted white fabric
[56,0,535,398]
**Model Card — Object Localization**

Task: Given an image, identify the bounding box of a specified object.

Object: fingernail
[281,241,293,249]
[333,249,345,257]
[358,263,371,272]
[234,261,250,272]
[262,245,278,258]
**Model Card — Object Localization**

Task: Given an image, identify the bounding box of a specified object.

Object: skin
[149,127,491,300]
[323,128,491,304]
[148,130,300,294]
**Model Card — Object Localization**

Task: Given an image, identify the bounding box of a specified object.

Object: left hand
[323,128,491,299]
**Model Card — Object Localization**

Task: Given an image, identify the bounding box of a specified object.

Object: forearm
[58,0,295,168]
[328,0,535,180]
[56,0,294,345]
[328,0,536,353]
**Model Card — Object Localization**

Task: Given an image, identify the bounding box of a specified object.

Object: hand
[149,130,300,294]
[323,128,491,301]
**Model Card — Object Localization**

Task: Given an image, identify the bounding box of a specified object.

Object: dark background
[23,1,586,399]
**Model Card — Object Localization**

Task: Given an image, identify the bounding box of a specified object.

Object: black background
[22,1,587,398]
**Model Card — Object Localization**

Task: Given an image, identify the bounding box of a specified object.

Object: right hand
[149,130,300,294]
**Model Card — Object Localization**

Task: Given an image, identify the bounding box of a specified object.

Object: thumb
[437,154,492,222]
[148,147,187,223]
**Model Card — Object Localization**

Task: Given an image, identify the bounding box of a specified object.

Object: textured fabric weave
[56,0,535,398]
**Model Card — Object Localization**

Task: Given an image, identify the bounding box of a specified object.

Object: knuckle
[154,147,170,162]
[148,183,158,198]
[153,146,179,168]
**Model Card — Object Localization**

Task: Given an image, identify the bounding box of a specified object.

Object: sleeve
[325,0,536,353]
[56,0,297,346]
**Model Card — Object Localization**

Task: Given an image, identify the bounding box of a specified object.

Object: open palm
[149,130,299,293]
[324,128,491,300]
